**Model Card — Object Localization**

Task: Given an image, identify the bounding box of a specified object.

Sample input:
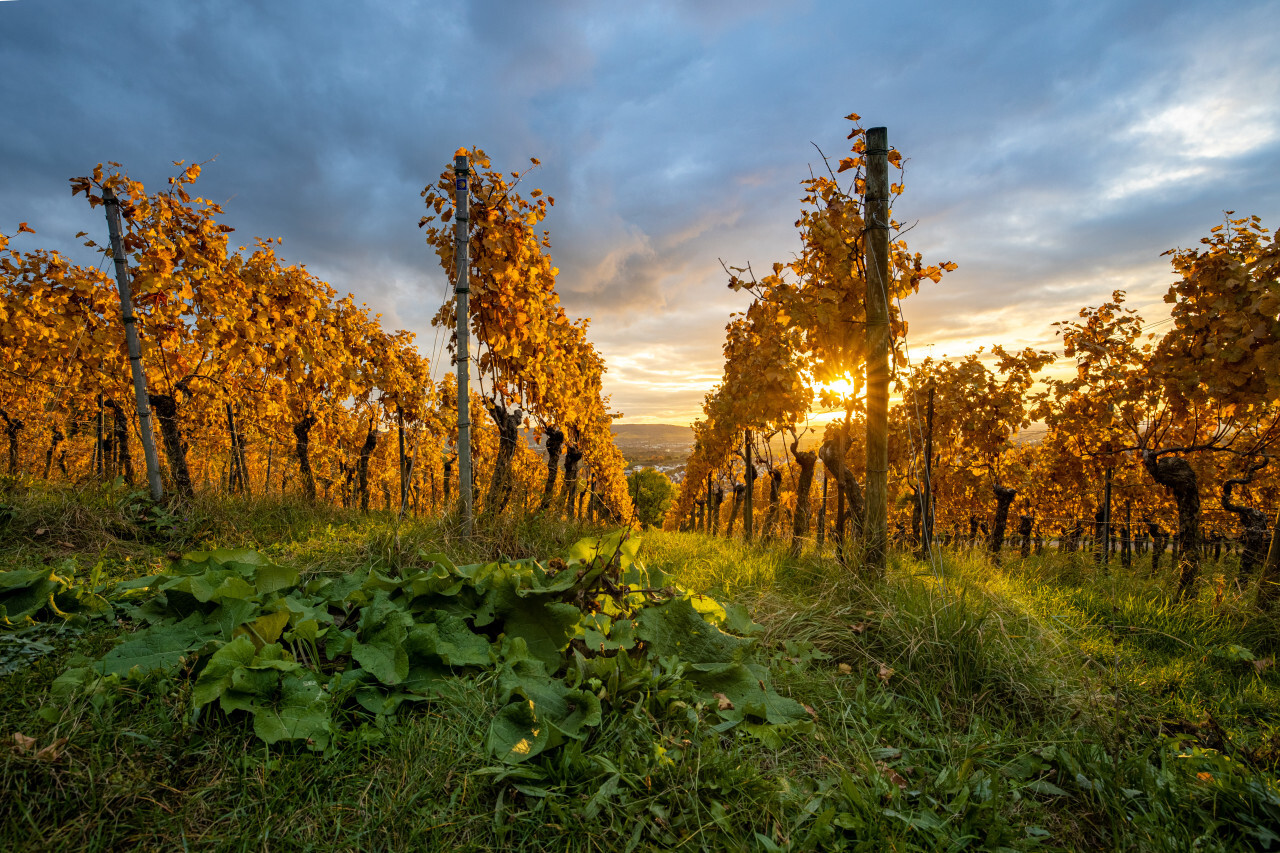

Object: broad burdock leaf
[210,598,259,640]
[352,591,412,685]
[488,700,550,763]
[233,610,291,649]
[581,613,637,652]
[191,635,256,707]
[503,601,581,671]
[251,672,331,750]
[635,597,752,664]
[406,612,491,667]
[95,613,215,677]
[0,567,68,625]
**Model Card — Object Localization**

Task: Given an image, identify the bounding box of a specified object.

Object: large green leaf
[553,689,603,740]
[401,662,451,695]
[234,610,291,648]
[192,635,256,708]
[488,699,551,764]
[307,572,365,605]
[564,530,636,569]
[0,567,64,625]
[252,561,300,595]
[503,601,581,671]
[96,615,214,677]
[400,562,465,601]
[251,672,331,750]
[691,662,808,725]
[160,569,253,604]
[352,591,411,685]
[635,597,753,664]
[210,598,260,640]
[582,614,636,652]
[407,612,491,667]
[167,549,297,598]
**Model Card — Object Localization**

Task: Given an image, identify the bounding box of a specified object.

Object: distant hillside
[611,424,694,447]
[610,423,693,472]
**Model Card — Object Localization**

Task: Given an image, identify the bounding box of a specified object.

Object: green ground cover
[2,483,1279,851]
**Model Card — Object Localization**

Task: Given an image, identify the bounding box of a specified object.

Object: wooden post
[453,150,473,536]
[398,407,408,514]
[743,430,754,541]
[264,437,274,496]
[817,469,827,547]
[1102,466,1113,565]
[94,394,104,479]
[104,186,164,501]
[1123,499,1133,569]
[1257,508,1280,609]
[836,413,849,562]
[923,382,935,558]
[706,471,716,532]
[864,126,891,576]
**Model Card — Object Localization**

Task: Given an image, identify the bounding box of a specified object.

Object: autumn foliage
[1,156,631,524]
[669,117,1280,606]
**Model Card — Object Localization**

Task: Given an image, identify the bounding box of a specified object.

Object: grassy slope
[2,486,1279,852]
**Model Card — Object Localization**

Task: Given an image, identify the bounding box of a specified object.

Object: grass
[2,482,1280,851]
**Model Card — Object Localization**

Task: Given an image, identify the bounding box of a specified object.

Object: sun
[815,373,859,398]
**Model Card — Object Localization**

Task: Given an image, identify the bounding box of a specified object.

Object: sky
[2,0,1278,425]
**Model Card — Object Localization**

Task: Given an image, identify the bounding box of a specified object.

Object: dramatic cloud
[2,0,1277,423]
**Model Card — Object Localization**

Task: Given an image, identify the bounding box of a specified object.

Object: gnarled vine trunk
[1222,476,1270,581]
[726,483,745,537]
[1146,520,1167,576]
[1144,451,1200,599]
[790,441,817,556]
[710,486,725,536]
[818,437,863,543]
[149,393,193,497]
[484,403,523,517]
[294,413,317,502]
[562,444,583,518]
[357,421,377,512]
[1018,514,1033,559]
[43,430,64,480]
[761,468,783,540]
[105,399,134,484]
[539,426,565,512]
[989,484,1017,562]
[0,410,24,475]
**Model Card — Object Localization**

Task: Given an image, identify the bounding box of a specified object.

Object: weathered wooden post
[1257,509,1280,609]
[922,381,935,558]
[743,430,754,541]
[864,127,891,577]
[1102,466,1113,565]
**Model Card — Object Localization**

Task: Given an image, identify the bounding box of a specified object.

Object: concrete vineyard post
[103,185,164,501]
[453,151,473,536]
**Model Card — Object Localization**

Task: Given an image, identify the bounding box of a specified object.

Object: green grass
[3,485,1280,851]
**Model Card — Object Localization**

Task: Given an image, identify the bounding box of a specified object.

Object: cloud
[2,0,1278,427]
